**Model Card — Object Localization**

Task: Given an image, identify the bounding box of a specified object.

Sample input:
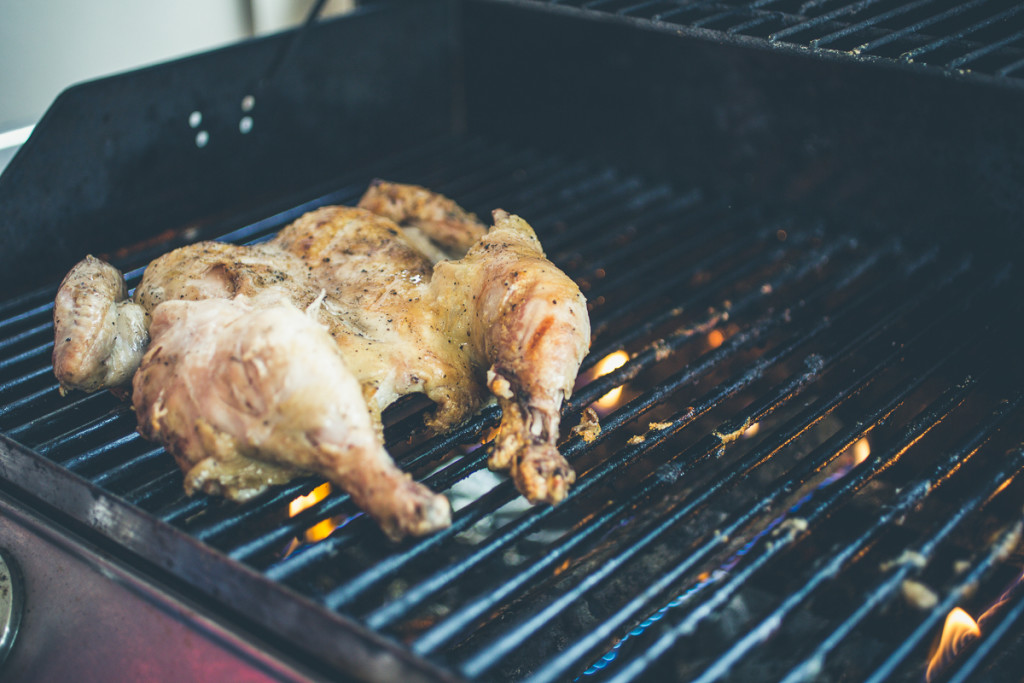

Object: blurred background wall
[0,0,354,132]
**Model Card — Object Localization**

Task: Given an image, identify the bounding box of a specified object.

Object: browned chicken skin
[52,183,591,538]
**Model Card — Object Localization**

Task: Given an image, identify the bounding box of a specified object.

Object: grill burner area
[1,135,1023,682]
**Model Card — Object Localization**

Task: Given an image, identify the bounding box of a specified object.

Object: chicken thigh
[134,292,450,540]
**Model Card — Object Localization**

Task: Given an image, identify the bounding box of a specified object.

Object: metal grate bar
[901,3,1024,61]
[59,432,141,471]
[583,371,979,683]
[503,0,1024,83]
[694,394,1024,683]
[769,0,887,43]
[3,391,111,441]
[652,0,725,24]
[945,563,1024,683]
[811,0,938,49]
[522,352,961,682]
[0,365,52,394]
[547,188,700,267]
[727,13,779,35]
[577,230,897,403]
[949,26,1024,67]
[997,53,1024,75]
[0,321,51,352]
[123,470,198,511]
[89,446,168,488]
[0,343,50,375]
[865,505,1024,682]
[689,0,791,30]
[4,133,1020,682]
[0,299,52,329]
[33,409,129,455]
[0,384,61,419]
[855,0,991,55]
[582,212,788,352]
[780,445,1024,682]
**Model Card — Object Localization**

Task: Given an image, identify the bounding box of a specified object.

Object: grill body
[1,1,1023,681]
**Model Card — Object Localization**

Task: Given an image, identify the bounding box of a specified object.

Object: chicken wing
[52,255,149,394]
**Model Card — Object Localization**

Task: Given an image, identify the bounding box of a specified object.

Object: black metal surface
[1,134,1023,682]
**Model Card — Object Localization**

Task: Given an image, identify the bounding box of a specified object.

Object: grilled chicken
[52,182,590,538]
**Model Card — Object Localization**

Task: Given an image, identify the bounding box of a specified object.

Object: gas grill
[1,1,1024,681]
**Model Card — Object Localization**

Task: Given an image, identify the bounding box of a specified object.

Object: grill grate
[489,0,1024,86]
[1,136,1023,681]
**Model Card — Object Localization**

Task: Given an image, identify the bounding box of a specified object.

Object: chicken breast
[52,182,591,538]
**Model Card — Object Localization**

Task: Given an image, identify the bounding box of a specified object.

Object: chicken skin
[52,183,590,538]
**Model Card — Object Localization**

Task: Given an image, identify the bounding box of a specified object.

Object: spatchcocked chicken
[52,182,591,540]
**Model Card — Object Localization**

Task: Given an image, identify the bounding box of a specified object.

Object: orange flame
[853,437,871,466]
[289,482,331,517]
[594,350,630,411]
[305,517,340,543]
[282,484,344,558]
[926,607,980,682]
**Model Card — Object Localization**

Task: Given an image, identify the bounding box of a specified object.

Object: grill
[1,1,1024,681]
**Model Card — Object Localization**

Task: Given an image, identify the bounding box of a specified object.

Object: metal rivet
[195,130,209,148]
[239,116,254,134]
[241,95,255,112]
[188,111,202,128]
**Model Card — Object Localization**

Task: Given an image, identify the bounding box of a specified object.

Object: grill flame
[289,482,332,517]
[593,350,630,413]
[926,607,980,682]
[853,437,871,466]
[282,483,345,558]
